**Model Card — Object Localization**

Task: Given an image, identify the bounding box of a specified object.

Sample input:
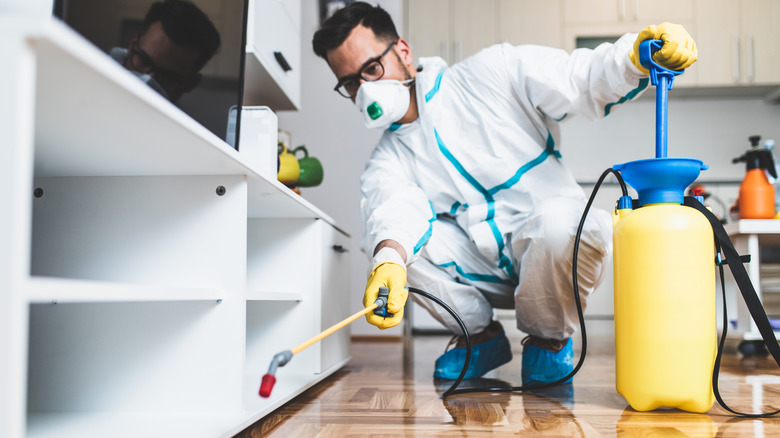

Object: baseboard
[351,335,402,343]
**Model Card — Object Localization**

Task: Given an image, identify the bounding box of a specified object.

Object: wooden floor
[236,331,780,437]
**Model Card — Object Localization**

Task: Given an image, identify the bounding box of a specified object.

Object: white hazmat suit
[360,33,649,341]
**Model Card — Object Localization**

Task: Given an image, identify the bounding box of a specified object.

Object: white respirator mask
[355,78,413,130]
[109,47,170,100]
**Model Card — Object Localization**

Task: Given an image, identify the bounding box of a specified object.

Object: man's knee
[521,199,583,251]
[537,199,581,244]
[513,198,611,266]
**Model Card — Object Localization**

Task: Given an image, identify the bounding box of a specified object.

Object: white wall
[278,0,780,335]
[562,96,780,183]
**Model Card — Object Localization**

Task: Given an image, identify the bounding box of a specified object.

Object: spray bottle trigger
[764,153,778,178]
[373,286,394,317]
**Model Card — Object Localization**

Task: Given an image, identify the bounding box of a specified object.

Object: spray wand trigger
[373,286,394,317]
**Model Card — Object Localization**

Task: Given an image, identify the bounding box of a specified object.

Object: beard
[391,50,414,82]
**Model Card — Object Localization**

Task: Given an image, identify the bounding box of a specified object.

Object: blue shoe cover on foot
[433,331,512,380]
[522,337,573,385]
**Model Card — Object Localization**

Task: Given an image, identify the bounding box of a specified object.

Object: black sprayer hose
[423,168,627,397]
[713,238,780,417]
[408,286,471,399]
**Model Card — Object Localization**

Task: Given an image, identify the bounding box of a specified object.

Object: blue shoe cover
[433,331,512,380]
[521,337,574,385]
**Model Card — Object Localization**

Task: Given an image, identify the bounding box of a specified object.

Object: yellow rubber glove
[363,250,408,329]
[630,22,698,74]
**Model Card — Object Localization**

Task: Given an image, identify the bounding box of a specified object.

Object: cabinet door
[694,0,739,86]
[244,0,301,110]
[499,0,564,49]
[407,0,451,63]
[318,222,351,373]
[634,0,696,24]
[407,0,498,64]
[564,0,621,25]
[742,0,780,85]
[565,0,694,25]
[451,0,499,62]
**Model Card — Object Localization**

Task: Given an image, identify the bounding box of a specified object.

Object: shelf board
[27,359,351,438]
[24,18,335,225]
[25,277,224,304]
[27,412,245,438]
[725,219,780,235]
[245,180,335,222]
[246,290,305,301]
[33,20,244,179]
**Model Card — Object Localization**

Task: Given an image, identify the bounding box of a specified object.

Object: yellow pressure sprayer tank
[611,40,716,413]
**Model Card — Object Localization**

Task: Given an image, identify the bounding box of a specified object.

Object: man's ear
[395,37,415,69]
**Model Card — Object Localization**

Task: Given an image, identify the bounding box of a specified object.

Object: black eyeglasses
[126,42,190,86]
[334,41,397,98]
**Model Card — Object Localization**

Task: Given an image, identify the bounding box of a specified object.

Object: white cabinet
[498,0,564,49]
[563,0,696,28]
[406,0,780,90]
[243,218,350,419]
[244,0,302,110]
[407,0,449,62]
[562,0,780,89]
[695,0,780,87]
[408,0,564,64]
[407,0,499,65]
[1,16,349,438]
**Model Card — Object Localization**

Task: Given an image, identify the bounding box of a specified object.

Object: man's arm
[373,239,407,263]
[499,23,695,123]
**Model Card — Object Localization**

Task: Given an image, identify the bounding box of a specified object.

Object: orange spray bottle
[733,135,777,219]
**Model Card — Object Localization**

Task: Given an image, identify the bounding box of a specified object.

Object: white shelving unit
[0,16,351,438]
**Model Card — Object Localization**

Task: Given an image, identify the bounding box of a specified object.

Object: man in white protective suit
[312,2,697,384]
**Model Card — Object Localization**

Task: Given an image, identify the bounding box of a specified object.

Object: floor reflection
[237,333,780,437]
[617,408,717,437]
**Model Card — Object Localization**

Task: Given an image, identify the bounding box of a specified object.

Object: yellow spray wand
[258,287,390,398]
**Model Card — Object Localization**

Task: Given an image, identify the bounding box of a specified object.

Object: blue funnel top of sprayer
[614,158,708,205]
[614,39,707,206]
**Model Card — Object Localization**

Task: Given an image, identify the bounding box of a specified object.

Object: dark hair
[143,0,221,72]
[312,2,399,61]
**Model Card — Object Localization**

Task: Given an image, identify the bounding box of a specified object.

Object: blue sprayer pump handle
[638,39,686,158]
[613,39,704,205]
[638,39,684,89]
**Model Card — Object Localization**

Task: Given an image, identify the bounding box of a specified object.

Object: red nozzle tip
[690,184,705,197]
[259,374,276,398]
